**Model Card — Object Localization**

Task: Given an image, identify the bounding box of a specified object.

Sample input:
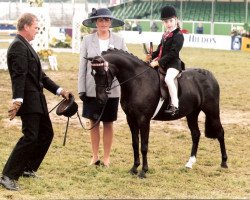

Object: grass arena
[0,44,249,199]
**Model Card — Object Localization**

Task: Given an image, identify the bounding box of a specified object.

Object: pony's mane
[101,48,148,65]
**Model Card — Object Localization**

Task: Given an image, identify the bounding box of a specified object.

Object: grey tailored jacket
[78,31,127,98]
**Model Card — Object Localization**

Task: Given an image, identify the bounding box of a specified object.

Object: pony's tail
[205,116,224,139]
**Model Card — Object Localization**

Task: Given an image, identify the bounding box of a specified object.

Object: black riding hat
[56,95,78,117]
[82,8,125,28]
[161,5,177,20]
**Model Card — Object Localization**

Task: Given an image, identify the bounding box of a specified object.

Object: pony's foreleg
[127,117,140,175]
[138,122,150,178]
[186,112,201,169]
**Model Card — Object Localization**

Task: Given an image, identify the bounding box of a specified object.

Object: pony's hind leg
[205,116,228,168]
[185,111,201,168]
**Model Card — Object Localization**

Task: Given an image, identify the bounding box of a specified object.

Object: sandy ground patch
[3,100,249,133]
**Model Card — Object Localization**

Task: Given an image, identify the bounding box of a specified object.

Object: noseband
[91,57,114,93]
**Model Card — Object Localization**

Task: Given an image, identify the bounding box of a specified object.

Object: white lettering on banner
[183,34,231,50]
[188,35,216,44]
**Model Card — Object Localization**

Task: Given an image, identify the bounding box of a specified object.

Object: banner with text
[120,31,232,50]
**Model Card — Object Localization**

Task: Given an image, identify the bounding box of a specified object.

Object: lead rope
[62,117,69,146]
[76,101,107,131]
[48,99,64,114]
[49,99,69,146]
[49,99,107,146]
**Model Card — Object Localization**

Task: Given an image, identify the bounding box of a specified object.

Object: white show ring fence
[0,49,7,70]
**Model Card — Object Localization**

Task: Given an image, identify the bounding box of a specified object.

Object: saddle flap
[158,68,169,100]
[158,68,182,100]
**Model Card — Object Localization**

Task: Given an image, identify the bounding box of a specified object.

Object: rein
[108,67,151,91]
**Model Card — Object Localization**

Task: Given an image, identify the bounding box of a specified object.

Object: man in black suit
[0,13,72,191]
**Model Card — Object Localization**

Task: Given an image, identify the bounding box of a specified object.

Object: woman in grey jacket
[78,8,127,167]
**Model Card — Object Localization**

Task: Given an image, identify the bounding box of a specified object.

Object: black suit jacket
[152,28,184,71]
[7,34,59,115]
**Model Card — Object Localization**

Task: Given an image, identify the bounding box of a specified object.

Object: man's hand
[8,101,22,120]
[145,54,152,62]
[150,61,159,68]
[79,92,86,102]
[60,89,73,100]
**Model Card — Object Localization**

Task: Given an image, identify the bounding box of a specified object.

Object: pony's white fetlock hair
[185,156,196,169]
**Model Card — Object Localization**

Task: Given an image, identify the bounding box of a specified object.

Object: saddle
[157,66,183,100]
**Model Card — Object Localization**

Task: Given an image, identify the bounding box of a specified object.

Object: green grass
[0,45,249,199]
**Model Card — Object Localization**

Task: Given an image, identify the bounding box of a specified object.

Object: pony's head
[90,55,115,104]
[87,49,150,104]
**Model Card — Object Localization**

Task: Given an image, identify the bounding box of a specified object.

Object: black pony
[89,49,228,178]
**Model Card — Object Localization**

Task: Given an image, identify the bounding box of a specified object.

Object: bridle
[91,59,115,94]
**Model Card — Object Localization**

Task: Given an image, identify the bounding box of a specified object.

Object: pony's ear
[84,57,93,61]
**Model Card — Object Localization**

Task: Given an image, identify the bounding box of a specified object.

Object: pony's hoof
[221,162,228,168]
[185,163,193,169]
[138,171,146,179]
[129,168,138,175]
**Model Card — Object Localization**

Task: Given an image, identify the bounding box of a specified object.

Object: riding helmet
[161,5,177,20]
[56,95,78,117]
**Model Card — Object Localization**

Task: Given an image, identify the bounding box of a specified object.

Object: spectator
[137,21,142,34]
[231,26,238,36]
[124,20,131,31]
[196,22,204,34]
[151,21,159,32]
[131,21,142,34]
[132,21,137,31]
[244,31,250,38]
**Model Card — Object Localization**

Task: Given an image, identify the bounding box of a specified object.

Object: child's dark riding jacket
[152,28,185,71]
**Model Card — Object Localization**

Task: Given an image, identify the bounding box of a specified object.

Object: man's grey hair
[17,13,38,31]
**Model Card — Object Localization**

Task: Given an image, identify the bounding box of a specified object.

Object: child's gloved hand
[150,61,159,68]
[145,54,152,62]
